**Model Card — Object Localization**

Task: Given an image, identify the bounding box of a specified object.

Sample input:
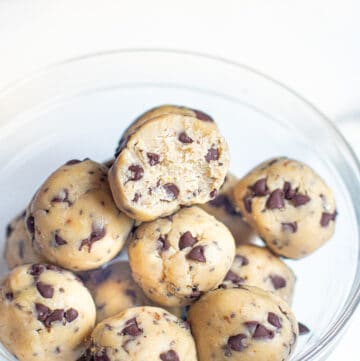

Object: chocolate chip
[65,308,78,322]
[36,282,54,298]
[94,351,110,361]
[5,292,13,301]
[283,182,296,200]
[121,318,142,336]
[79,222,106,252]
[235,255,249,266]
[147,152,160,166]
[250,178,268,196]
[132,193,141,202]
[86,268,112,285]
[55,234,68,246]
[243,196,252,213]
[179,231,198,250]
[253,324,274,339]
[209,189,218,199]
[158,235,170,252]
[35,303,51,322]
[29,264,46,277]
[224,271,244,284]
[298,322,310,335]
[26,215,35,234]
[125,289,137,302]
[65,159,81,165]
[128,164,144,181]
[178,132,193,144]
[51,188,72,206]
[44,309,65,328]
[192,109,214,122]
[186,246,206,262]
[270,275,286,289]
[163,183,179,200]
[268,312,282,328]
[292,193,310,207]
[205,148,219,162]
[160,350,180,361]
[281,222,297,233]
[227,334,247,352]
[209,194,237,215]
[6,223,13,238]
[320,211,337,227]
[266,189,285,210]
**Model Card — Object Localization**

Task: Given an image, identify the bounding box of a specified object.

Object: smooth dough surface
[109,112,229,221]
[128,206,235,306]
[26,159,134,270]
[188,285,298,361]
[233,157,336,258]
[221,244,295,304]
[200,173,255,245]
[87,306,197,361]
[0,264,96,361]
[4,210,45,269]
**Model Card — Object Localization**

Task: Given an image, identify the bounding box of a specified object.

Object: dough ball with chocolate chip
[188,285,298,361]
[233,157,337,259]
[109,110,229,222]
[128,206,235,307]
[200,173,255,245]
[26,159,134,271]
[221,244,295,304]
[0,263,96,361]
[82,261,152,323]
[4,210,46,269]
[87,306,197,361]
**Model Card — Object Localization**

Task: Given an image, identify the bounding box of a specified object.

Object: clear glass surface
[0,50,359,360]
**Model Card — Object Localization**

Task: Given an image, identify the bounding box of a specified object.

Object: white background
[0,1,359,359]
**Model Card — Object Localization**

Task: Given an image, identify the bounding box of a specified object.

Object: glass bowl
[0,50,359,361]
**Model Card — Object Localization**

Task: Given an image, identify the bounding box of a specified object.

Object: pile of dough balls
[1,105,336,361]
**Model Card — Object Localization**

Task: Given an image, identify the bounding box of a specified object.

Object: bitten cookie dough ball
[0,264,96,361]
[233,157,337,259]
[129,206,235,307]
[82,261,152,323]
[188,285,298,361]
[221,244,295,304]
[201,173,255,245]
[87,306,197,361]
[4,210,45,269]
[109,111,229,221]
[26,159,134,271]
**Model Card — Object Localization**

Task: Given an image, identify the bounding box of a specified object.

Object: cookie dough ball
[200,173,255,244]
[0,264,96,361]
[83,261,151,323]
[109,111,229,221]
[188,285,298,361]
[233,157,337,259]
[115,104,217,157]
[221,245,295,304]
[26,159,134,271]
[129,206,235,307]
[87,306,197,361]
[4,210,45,269]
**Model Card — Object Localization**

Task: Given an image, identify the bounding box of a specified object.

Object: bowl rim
[1,48,359,360]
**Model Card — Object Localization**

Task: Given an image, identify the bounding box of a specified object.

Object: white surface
[0,1,359,359]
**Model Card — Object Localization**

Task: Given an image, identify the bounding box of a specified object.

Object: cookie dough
[188,285,298,361]
[86,306,197,361]
[233,157,337,259]
[200,173,255,244]
[82,261,152,323]
[4,210,45,269]
[221,244,295,304]
[128,206,235,306]
[0,264,96,361]
[26,159,134,271]
[109,111,229,221]
[115,104,217,157]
